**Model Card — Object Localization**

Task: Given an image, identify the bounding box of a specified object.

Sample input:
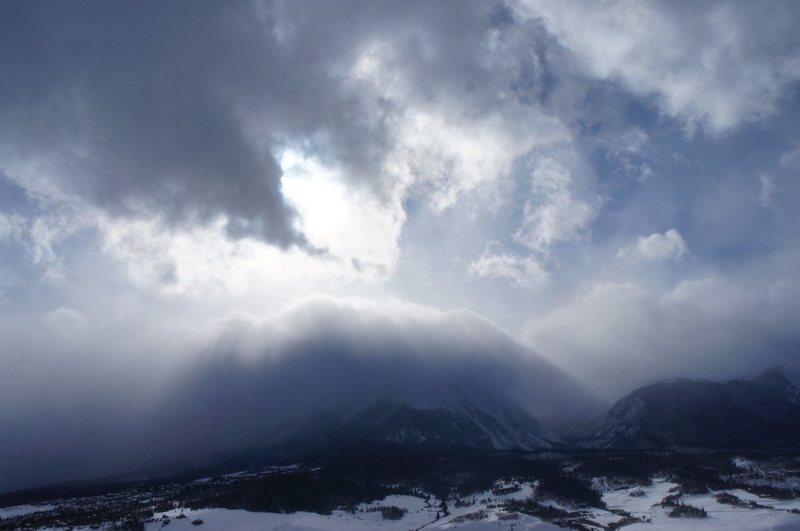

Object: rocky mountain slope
[271,382,558,453]
[336,383,556,450]
[590,366,800,449]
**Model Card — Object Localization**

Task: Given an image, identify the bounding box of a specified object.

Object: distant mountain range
[268,366,800,455]
[588,366,800,450]
[4,366,800,502]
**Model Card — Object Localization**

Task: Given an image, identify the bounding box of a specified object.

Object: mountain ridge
[270,382,558,453]
[587,365,800,450]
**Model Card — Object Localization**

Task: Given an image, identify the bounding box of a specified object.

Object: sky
[1,0,800,492]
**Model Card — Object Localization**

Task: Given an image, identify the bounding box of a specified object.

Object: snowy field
[6,457,800,530]
[134,477,800,531]
[138,478,800,530]
[601,478,800,531]
[144,492,562,530]
[8,479,800,530]
[0,503,54,519]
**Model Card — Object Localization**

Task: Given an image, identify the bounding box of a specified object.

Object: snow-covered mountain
[336,383,556,450]
[744,365,800,404]
[589,366,800,449]
[272,382,558,453]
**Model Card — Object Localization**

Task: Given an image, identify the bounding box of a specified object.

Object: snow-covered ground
[601,477,800,531]
[7,458,800,530]
[144,490,561,530]
[137,482,565,531]
[0,503,54,518]
[137,477,800,530]
[143,507,563,530]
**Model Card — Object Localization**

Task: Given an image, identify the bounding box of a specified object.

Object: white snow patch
[600,477,800,531]
[0,504,55,518]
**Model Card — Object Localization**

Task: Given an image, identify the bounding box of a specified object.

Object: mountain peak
[589,368,800,449]
[743,365,800,405]
[335,384,557,451]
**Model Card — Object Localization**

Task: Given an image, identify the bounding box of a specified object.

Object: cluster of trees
[375,505,406,520]
[668,502,707,518]
[715,491,771,509]
[0,504,153,530]
[503,498,575,521]
[181,470,392,515]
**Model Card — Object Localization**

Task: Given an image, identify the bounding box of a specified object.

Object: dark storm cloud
[0,1,382,246]
[2,1,301,245]
[0,1,536,246]
[0,297,597,493]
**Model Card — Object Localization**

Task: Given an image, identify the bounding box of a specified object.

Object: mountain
[745,365,800,404]
[589,366,800,449]
[336,384,556,450]
[275,383,557,453]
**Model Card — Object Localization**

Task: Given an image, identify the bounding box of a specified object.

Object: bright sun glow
[280,149,404,275]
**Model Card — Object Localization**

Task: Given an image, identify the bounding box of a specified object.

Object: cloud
[758,173,777,207]
[0,213,23,242]
[0,0,581,286]
[0,2,320,247]
[616,229,688,261]
[522,0,800,134]
[514,157,595,253]
[42,307,90,339]
[601,127,655,181]
[388,108,568,212]
[97,214,365,298]
[0,296,595,493]
[769,278,800,330]
[523,277,798,400]
[780,143,800,171]
[467,154,595,291]
[280,150,406,276]
[769,278,800,312]
[470,243,550,291]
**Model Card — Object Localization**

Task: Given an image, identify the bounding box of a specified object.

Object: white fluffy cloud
[392,108,565,211]
[514,157,595,253]
[522,277,791,400]
[617,229,688,261]
[348,35,572,213]
[522,0,800,134]
[467,155,594,291]
[470,243,550,291]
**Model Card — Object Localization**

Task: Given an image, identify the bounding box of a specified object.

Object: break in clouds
[1,0,800,492]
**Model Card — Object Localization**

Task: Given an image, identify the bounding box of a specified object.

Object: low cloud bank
[0,297,594,493]
[524,277,800,400]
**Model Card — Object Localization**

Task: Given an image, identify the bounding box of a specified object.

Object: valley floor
[4,452,800,530]
[140,480,800,531]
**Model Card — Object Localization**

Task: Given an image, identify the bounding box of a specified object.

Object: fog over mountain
[1,0,800,497]
[0,297,597,492]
